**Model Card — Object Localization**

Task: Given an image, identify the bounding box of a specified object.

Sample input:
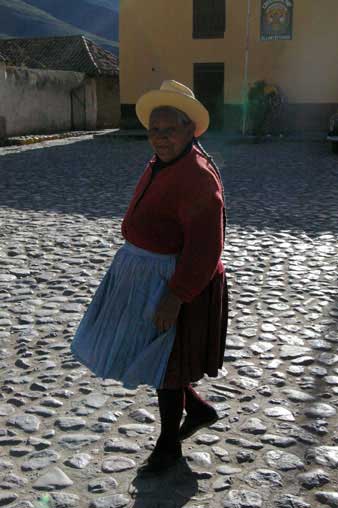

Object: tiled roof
[0,35,118,77]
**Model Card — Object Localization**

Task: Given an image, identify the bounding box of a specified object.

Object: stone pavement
[0,136,337,508]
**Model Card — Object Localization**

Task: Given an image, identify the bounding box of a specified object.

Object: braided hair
[193,138,227,248]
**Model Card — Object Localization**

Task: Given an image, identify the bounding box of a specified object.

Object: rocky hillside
[0,0,118,54]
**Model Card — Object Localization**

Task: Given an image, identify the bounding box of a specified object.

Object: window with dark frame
[193,0,226,39]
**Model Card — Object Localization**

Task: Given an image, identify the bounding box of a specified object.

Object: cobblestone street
[0,136,338,508]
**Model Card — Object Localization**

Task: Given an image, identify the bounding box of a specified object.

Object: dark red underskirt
[162,270,229,389]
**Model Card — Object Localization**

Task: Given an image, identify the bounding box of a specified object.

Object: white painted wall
[85,78,98,130]
[0,64,93,136]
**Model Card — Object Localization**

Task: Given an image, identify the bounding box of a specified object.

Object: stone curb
[94,129,329,144]
[2,129,330,148]
[4,129,119,147]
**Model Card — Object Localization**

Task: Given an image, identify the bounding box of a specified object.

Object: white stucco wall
[0,64,88,136]
[85,78,98,130]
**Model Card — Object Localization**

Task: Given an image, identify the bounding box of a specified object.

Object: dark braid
[193,138,227,247]
[194,139,229,346]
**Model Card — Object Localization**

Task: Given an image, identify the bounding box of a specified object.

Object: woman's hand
[153,288,182,333]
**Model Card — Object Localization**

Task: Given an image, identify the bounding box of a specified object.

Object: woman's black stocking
[156,388,184,450]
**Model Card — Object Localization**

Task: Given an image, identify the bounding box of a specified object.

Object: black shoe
[179,411,219,441]
[138,443,183,474]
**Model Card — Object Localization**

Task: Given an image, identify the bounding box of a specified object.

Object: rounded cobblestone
[0,137,337,506]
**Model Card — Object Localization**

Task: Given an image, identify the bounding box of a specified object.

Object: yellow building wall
[120,0,338,127]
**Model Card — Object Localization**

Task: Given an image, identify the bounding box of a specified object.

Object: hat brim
[136,90,210,137]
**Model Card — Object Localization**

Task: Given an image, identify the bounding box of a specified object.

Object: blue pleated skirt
[70,241,178,389]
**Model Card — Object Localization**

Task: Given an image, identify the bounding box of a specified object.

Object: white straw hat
[136,80,210,137]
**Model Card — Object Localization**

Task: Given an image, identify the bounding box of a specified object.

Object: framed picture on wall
[261,0,293,41]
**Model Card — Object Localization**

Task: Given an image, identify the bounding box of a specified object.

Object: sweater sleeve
[167,173,224,303]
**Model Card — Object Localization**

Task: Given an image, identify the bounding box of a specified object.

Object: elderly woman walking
[71,80,228,474]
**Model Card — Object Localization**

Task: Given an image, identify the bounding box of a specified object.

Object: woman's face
[148,109,195,163]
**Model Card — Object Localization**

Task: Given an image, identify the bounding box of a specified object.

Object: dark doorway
[194,63,224,131]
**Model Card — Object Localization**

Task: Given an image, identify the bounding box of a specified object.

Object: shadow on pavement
[0,139,338,237]
[129,459,199,508]
[217,142,338,237]
[0,138,150,220]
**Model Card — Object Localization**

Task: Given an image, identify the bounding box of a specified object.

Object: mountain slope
[86,0,119,10]
[24,0,119,41]
[0,0,118,54]
[90,0,118,11]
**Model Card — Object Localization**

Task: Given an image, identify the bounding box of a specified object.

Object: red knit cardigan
[121,144,224,303]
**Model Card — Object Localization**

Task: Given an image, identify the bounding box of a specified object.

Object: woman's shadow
[129,458,199,508]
